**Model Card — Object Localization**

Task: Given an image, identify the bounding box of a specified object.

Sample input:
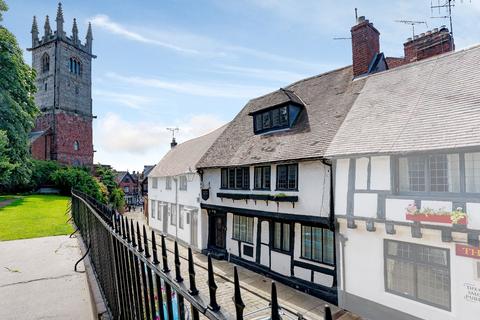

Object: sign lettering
[456,244,480,259]
[464,283,480,304]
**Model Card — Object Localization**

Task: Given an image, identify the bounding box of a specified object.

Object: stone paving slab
[125,210,345,320]
[0,236,94,320]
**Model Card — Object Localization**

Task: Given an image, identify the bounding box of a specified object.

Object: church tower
[28,3,95,166]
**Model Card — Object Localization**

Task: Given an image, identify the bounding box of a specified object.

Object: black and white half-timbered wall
[196,66,365,303]
[326,45,480,320]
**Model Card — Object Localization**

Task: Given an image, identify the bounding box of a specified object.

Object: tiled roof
[150,125,227,177]
[326,44,480,157]
[197,66,365,168]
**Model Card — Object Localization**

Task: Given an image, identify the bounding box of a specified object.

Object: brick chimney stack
[403,26,454,63]
[351,16,380,77]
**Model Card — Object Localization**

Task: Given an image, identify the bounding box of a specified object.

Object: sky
[3,0,480,171]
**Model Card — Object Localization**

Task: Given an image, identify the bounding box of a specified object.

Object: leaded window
[165,177,172,190]
[276,164,298,190]
[399,154,459,193]
[273,222,290,252]
[179,205,184,229]
[254,166,271,190]
[221,167,249,190]
[232,215,254,243]
[465,152,480,193]
[385,240,450,310]
[253,105,291,134]
[170,204,177,226]
[301,226,334,265]
[179,175,187,191]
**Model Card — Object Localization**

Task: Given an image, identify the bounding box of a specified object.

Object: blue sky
[3,0,480,171]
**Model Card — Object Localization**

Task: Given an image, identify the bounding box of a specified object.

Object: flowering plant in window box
[405,204,467,225]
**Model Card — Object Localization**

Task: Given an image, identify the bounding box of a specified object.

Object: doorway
[190,210,198,248]
[208,210,226,251]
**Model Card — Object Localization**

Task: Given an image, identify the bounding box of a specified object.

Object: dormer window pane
[262,112,271,129]
[280,106,288,126]
[272,108,280,127]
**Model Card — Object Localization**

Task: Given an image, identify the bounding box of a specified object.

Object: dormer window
[253,104,301,134]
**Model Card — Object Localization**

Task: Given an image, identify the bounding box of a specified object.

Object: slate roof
[150,125,227,177]
[197,66,366,168]
[326,44,480,157]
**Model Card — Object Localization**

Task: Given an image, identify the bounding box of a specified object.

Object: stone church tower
[29,3,95,166]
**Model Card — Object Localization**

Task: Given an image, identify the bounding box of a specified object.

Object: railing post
[233,266,245,320]
[125,217,131,243]
[143,225,150,258]
[174,241,183,282]
[188,247,199,295]
[271,281,280,320]
[324,305,333,320]
[161,235,170,273]
[136,222,143,252]
[207,254,220,311]
[121,216,127,239]
[130,220,136,247]
[151,230,159,264]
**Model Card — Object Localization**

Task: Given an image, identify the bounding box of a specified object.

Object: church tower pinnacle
[56,2,64,38]
[86,22,93,53]
[31,16,39,47]
[72,18,79,44]
[43,15,52,39]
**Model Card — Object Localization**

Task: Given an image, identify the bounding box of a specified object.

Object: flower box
[250,194,270,201]
[405,213,467,225]
[270,195,299,202]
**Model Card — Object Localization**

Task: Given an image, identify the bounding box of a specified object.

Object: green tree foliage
[29,159,60,190]
[0,1,7,22]
[96,165,125,211]
[0,6,39,190]
[50,167,103,202]
[0,130,16,183]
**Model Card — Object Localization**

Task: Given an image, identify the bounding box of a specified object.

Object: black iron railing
[71,190,334,320]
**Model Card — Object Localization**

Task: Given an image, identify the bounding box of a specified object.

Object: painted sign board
[456,244,480,259]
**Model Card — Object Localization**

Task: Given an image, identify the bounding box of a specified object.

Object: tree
[0,130,16,184]
[0,3,39,191]
[29,159,60,190]
[0,1,7,22]
[50,167,103,201]
[96,165,125,211]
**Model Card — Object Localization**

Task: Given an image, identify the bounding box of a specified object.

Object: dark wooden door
[214,214,226,249]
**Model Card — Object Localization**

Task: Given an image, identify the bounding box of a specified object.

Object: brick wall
[54,112,93,166]
[404,27,454,63]
[351,16,380,77]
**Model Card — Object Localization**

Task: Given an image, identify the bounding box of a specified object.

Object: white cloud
[90,14,200,54]
[94,112,226,171]
[214,64,309,83]
[93,89,154,110]
[105,72,275,99]
[88,14,322,70]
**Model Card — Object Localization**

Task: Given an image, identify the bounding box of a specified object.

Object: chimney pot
[433,28,438,33]
[406,37,412,42]
[404,26,454,63]
[357,16,366,24]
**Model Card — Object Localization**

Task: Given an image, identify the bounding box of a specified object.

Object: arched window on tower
[69,57,82,76]
[73,140,80,151]
[42,53,50,73]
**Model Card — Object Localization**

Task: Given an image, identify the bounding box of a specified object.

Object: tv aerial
[167,127,179,139]
[395,20,428,39]
[430,0,471,38]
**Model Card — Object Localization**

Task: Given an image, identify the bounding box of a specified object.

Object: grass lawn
[0,194,73,241]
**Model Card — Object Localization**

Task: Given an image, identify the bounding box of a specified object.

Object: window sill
[299,256,335,267]
[232,237,254,245]
[271,247,291,255]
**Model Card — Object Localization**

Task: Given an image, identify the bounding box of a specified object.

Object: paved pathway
[125,210,360,320]
[0,236,95,320]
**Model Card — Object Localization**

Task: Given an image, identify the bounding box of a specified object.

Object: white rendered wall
[335,159,350,216]
[201,160,330,218]
[355,157,369,190]
[353,193,378,218]
[338,219,480,320]
[148,174,204,249]
[370,156,390,190]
